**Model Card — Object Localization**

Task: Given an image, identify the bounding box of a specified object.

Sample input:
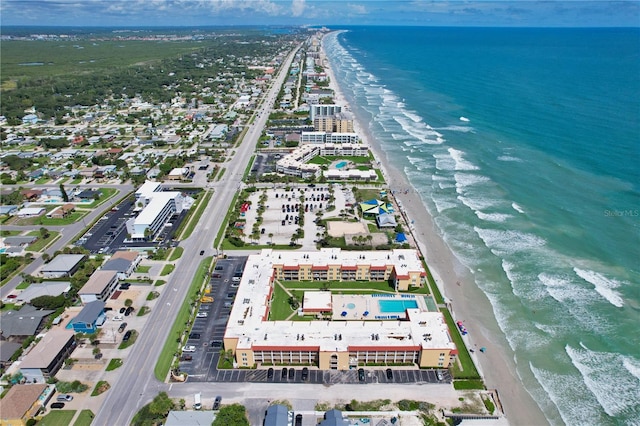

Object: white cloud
[291,0,305,17]
[348,3,367,15]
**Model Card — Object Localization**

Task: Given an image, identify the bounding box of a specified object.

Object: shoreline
[321,32,549,426]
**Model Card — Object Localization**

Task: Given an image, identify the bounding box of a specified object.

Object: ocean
[323,27,640,425]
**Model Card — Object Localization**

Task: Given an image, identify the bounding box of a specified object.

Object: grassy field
[136,265,151,274]
[73,410,95,426]
[1,40,208,81]
[37,410,76,426]
[441,308,481,380]
[35,211,88,226]
[26,230,59,252]
[154,257,212,381]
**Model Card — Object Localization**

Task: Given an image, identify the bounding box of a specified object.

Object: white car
[196,312,208,318]
[182,345,196,353]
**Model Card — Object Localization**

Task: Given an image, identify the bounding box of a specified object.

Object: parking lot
[178,255,452,386]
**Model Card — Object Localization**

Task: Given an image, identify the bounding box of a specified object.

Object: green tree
[59,183,69,202]
[39,227,50,239]
[212,404,249,426]
[148,392,174,416]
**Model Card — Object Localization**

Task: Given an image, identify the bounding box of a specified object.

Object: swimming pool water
[336,161,347,169]
[378,299,418,313]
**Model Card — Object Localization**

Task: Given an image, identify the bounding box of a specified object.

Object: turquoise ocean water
[324,27,640,425]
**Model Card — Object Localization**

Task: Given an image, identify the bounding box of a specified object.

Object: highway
[93,43,300,425]
[0,184,133,299]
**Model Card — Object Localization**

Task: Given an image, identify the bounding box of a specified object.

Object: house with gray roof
[0,341,22,367]
[0,205,18,215]
[19,329,75,383]
[16,281,71,304]
[41,254,86,278]
[165,410,216,426]
[320,409,350,426]
[264,404,290,426]
[3,236,38,247]
[69,300,106,333]
[0,305,54,338]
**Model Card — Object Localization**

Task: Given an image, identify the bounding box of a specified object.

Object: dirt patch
[327,221,367,237]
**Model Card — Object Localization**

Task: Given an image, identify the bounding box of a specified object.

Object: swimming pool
[336,161,347,169]
[378,299,418,313]
[0,248,5,254]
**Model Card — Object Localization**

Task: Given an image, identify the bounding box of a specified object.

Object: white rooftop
[225,249,454,353]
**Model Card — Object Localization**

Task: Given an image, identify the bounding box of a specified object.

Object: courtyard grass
[154,257,212,381]
[136,265,151,274]
[37,410,76,426]
[105,358,122,371]
[35,211,87,226]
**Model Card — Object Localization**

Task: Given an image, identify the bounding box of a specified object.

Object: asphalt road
[93,44,301,426]
[0,184,133,299]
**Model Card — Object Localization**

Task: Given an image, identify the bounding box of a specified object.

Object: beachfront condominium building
[223,249,457,370]
[126,181,191,241]
[301,132,359,145]
[314,112,354,133]
[310,104,342,121]
[275,143,370,179]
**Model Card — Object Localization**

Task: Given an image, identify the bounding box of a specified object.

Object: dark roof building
[320,410,350,426]
[0,341,22,367]
[264,404,289,426]
[0,305,54,338]
[69,300,106,333]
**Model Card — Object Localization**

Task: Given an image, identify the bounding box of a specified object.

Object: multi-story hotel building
[223,249,458,370]
[275,143,371,179]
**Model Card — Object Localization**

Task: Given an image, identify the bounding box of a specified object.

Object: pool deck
[331,294,427,321]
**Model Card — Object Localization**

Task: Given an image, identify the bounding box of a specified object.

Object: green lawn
[160,264,175,276]
[268,283,299,321]
[71,178,83,184]
[154,257,212,381]
[36,211,88,226]
[16,281,31,290]
[26,231,60,252]
[118,330,138,349]
[38,410,76,426]
[441,308,481,380]
[105,358,122,371]
[179,190,212,240]
[78,188,118,208]
[73,410,95,426]
[154,280,166,287]
[169,247,184,261]
[136,265,151,274]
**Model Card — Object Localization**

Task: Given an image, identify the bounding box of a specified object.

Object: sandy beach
[321,33,549,426]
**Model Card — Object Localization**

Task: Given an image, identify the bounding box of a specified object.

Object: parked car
[124,306,134,316]
[57,394,73,402]
[211,340,222,348]
[196,312,208,318]
[288,368,295,379]
[281,368,288,378]
[199,250,205,255]
[295,414,303,426]
[267,368,274,379]
[437,370,444,381]
[119,283,130,290]
[301,367,309,381]
[181,354,193,361]
[182,345,196,353]
[118,322,127,333]
[213,396,222,410]
[358,368,366,382]
[122,330,132,342]
[386,368,393,380]
[112,314,124,321]
[119,307,126,314]
[50,402,65,409]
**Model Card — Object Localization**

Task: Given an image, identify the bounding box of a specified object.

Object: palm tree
[366,235,373,248]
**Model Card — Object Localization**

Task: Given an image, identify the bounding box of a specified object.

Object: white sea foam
[405,110,423,123]
[459,116,470,122]
[449,148,479,170]
[498,155,524,162]
[438,125,475,133]
[502,260,547,302]
[474,227,546,255]
[573,267,625,308]
[474,211,513,223]
[530,363,606,426]
[432,197,458,213]
[512,202,525,214]
[454,173,490,195]
[566,343,640,418]
[623,356,640,381]
[457,195,500,211]
[433,153,456,171]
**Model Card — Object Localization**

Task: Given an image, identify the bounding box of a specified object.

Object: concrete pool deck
[331,293,427,321]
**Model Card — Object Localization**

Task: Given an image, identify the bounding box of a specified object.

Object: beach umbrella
[341,311,347,317]
[480,347,486,353]
[363,311,369,316]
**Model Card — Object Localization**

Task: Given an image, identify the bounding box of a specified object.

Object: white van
[194,393,202,410]
[112,315,124,321]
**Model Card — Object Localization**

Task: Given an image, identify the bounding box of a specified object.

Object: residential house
[0,341,22,368]
[41,254,86,279]
[15,281,71,304]
[22,114,38,125]
[0,384,52,426]
[46,203,75,219]
[0,205,18,215]
[101,251,140,280]
[15,207,45,218]
[78,166,99,178]
[69,300,106,334]
[20,189,43,201]
[78,270,118,305]
[0,306,54,339]
[2,236,37,247]
[27,169,45,181]
[19,329,76,383]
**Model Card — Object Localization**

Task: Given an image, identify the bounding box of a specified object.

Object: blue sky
[1,1,638,27]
